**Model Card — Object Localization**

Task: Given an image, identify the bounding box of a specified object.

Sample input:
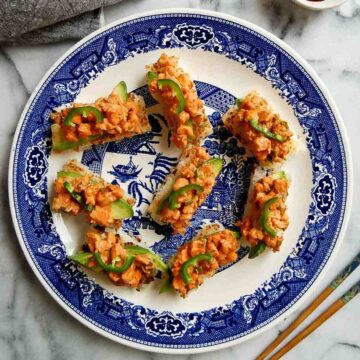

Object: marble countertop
[1,0,359,359]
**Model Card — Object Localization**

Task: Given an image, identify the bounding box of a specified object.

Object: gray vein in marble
[336,4,360,17]
[341,69,360,79]
[201,0,221,11]
[262,0,312,40]
[338,342,360,350]
[319,341,360,360]
[0,49,30,98]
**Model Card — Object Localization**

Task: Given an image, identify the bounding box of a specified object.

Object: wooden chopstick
[269,280,360,359]
[256,253,360,360]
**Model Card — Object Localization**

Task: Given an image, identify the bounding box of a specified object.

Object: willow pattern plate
[8,9,352,354]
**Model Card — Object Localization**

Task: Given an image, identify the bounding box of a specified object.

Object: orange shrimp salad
[51,89,149,151]
[170,226,240,297]
[52,161,134,228]
[155,146,222,234]
[147,53,211,148]
[239,173,289,252]
[86,228,157,289]
[223,91,293,165]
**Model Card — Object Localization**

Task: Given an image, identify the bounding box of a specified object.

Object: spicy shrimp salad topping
[69,228,169,290]
[52,161,134,228]
[155,146,223,234]
[147,53,212,149]
[51,82,150,151]
[239,172,290,256]
[223,91,293,165]
[170,226,240,297]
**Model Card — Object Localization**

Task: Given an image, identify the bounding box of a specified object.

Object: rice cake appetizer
[51,81,150,152]
[149,146,223,234]
[52,160,134,228]
[238,171,290,257]
[146,53,212,149]
[223,91,293,165]
[169,225,240,297]
[69,227,169,290]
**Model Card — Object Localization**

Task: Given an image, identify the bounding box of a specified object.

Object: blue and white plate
[9,9,352,354]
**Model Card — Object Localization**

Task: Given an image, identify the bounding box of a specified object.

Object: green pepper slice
[64,106,104,127]
[180,253,213,285]
[113,81,128,102]
[248,242,266,259]
[168,184,204,210]
[157,79,185,115]
[63,181,94,212]
[249,118,285,142]
[260,197,280,238]
[69,252,93,266]
[69,252,102,272]
[94,252,135,273]
[124,245,169,273]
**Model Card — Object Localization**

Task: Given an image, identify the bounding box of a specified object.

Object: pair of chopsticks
[256,253,360,360]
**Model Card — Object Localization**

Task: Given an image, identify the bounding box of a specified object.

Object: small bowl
[291,0,347,10]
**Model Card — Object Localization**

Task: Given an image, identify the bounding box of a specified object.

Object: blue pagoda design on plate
[109,156,141,182]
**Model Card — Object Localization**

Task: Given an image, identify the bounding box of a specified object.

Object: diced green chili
[230,230,242,240]
[248,242,266,259]
[168,184,204,210]
[260,197,280,238]
[236,98,243,108]
[185,119,193,127]
[157,79,185,115]
[147,71,157,81]
[180,253,213,285]
[185,119,195,141]
[249,118,285,142]
[63,181,94,212]
[64,106,104,127]
[94,252,135,273]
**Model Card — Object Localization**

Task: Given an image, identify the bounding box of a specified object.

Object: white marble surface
[1,0,360,359]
